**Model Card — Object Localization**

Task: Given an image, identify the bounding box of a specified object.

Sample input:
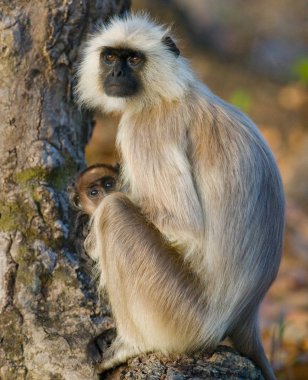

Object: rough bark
[0,1,265,379]
[0,1,130,379]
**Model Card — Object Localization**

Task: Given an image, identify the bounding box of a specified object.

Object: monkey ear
[67,184,81,210]
[162,36,180,57]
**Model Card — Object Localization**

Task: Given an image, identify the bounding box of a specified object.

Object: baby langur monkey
[77,14,285,380]
[70,164,119,215]
[69,164,119,262]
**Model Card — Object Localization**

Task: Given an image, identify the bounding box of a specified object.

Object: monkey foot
[95,338,142,374]
[87,328,117,365]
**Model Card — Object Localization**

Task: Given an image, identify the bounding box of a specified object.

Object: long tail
[230,315,276,380]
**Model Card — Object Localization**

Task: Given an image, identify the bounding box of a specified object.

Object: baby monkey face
[69,164,119,215]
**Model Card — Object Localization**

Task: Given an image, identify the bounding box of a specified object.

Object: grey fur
[77,14,284,380]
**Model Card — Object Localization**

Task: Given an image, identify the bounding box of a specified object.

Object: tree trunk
[0,1,265,379]
[0,1,130,379]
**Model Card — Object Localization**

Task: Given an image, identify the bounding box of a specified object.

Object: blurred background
[86,1,308,379]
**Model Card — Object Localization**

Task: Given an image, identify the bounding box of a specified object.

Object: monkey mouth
[104,77,140,98]
[105,84,139,98]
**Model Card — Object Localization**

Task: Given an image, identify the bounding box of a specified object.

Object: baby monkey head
[77,14,192,112]
[68,164,119,216]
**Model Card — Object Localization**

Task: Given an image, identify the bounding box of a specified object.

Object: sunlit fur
[78,13,284,380]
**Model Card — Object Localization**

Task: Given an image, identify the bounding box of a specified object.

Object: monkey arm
[164,150,205,245]
[128,144,205,246]
[117,108,205,243]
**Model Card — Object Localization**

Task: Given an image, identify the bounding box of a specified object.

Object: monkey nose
[112,63,125,77]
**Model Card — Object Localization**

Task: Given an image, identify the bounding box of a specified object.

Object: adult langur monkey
[76,14,284,380]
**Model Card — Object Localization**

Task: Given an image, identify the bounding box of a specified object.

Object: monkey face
[100,47,145,98]
[68,164,119,215]
[83,175,116,212]
[76,15,186,112]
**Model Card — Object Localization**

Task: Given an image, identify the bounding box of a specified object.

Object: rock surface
[103,346,264,380]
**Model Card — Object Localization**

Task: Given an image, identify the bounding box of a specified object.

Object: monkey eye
[127,55,142,66]
[101,177,115,191]
[104,54,117,63]
[87,188,100,198]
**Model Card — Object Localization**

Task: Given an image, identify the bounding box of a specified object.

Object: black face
[100,47,145,98]
[86,176,116,199]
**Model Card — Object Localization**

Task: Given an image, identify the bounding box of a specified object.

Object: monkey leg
[91,192,205,370]
[230,316,276,380]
